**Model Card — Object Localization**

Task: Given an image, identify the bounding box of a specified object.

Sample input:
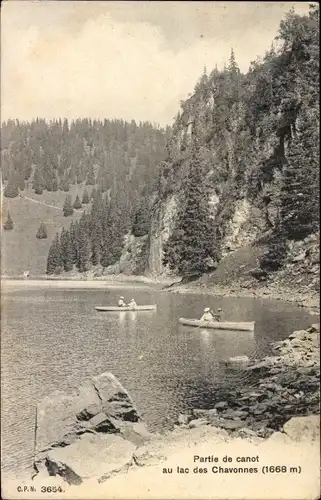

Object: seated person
[200,308,214,321]
[118,296,126,307]
[213,308,222,321]
[128,298,137,309]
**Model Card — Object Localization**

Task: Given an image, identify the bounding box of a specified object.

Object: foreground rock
[34,372,151,484]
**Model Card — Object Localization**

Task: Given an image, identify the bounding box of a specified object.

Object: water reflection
[118,311,127,326]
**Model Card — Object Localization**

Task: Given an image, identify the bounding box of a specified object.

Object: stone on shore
[34,372,150,484]
[226,355,250,367]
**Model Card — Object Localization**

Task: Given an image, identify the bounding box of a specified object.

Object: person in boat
[200,308,214,322]
[200,307,222,322]
[213,308,222,321]
[118,296,126,307]
[128,298,137,309]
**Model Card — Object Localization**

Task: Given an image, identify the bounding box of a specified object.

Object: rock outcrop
[175,325,320,438]
[34,372,151,484]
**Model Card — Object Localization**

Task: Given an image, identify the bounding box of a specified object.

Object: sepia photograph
[1,1,320,499]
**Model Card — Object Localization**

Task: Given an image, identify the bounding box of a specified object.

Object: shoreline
[167,282,320,312]
[2,275,319,312]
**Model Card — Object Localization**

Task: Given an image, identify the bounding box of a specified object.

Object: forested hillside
[1,6,319,288]
[1,119,168,275]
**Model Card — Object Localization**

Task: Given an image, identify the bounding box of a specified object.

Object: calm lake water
[1,283,319,478]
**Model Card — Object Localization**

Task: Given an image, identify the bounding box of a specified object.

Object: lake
[1,282,318,479]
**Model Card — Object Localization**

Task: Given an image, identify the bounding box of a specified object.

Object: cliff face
[148,196,178,277]
[134,8,319,286]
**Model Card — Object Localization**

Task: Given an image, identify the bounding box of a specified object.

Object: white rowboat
[179,317,255,332]
[95,305,157,312]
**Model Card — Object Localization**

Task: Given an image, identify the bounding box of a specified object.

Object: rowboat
[179,317,255,332]
[95,305,157,312]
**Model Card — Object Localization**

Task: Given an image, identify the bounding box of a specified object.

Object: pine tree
[132,199,150,237]
[46,233,62,274]
[33,165,44,195]
[163,147,216,276]
[76,217,91,272]
[86,163,95,185]
[82,188,90,204]
[36,222,48,239]
[3,211,14,230]
[259,231,288,271]
[69,221,79,265]
[60,228,73,271]
[59,172,70,192]
[73,194,82,210]
[63,195,74,217]
[280,110,319,240]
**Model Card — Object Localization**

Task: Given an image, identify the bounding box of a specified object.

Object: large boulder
[34,372,150,484]
[282,416,320,442]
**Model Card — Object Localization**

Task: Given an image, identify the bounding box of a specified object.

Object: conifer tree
[76,217,91,272]
[63,195,74,217]
[82,188,90,204]
[60,228,73,271]
[33,165,44,195]
[36,222,48,239]
[132,199,150,237]
[69,221,79,265]
[73,194,82,210]
[86,163,95,185]
[259,231,288,271]
[46,233,62,274]
[163,146,216,276]
[3,211,14,230]
[280,109,319,240]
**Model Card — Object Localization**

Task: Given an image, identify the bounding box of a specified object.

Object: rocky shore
[175,324,320,438]
[169,281,320,311]
[28,324,320,496]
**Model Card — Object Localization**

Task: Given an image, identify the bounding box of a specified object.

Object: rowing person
[128,298,137,309]
[118,296,126,307]
[213,308,222,321]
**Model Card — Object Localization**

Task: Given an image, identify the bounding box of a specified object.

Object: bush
[4,183,19,198]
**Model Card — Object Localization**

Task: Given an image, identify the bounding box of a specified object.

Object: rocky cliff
[135,8,320,295]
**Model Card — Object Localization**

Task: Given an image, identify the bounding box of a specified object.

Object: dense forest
[1,6,319,279]
[1,119,169,273]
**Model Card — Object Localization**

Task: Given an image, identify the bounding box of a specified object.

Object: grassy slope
[1,184,92,276]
